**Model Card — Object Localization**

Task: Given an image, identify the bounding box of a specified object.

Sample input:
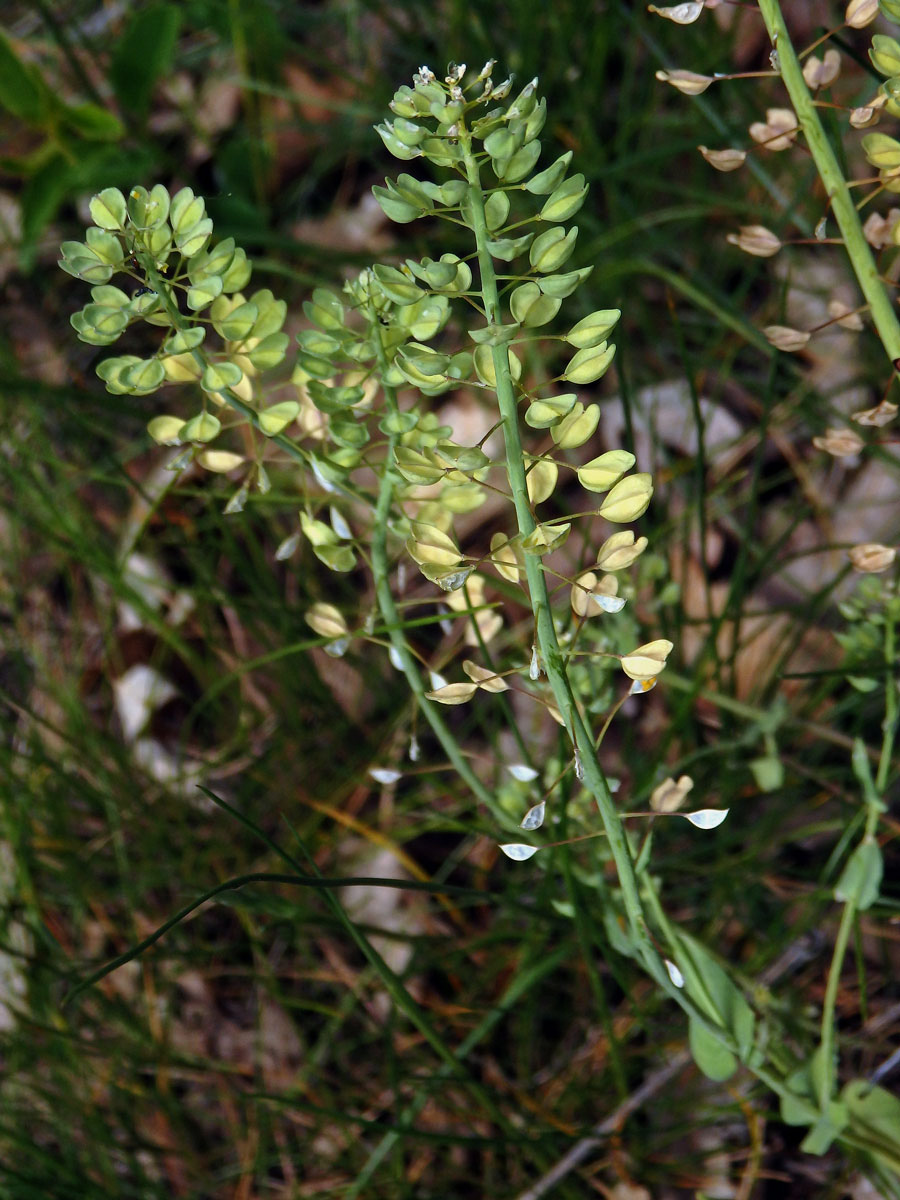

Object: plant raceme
[62,55,900,1179]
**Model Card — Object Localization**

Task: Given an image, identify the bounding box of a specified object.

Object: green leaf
[523,151,572,195]
[673,933,756,1061]
[800,1103,849,1156]
[689,1016,738,1082]
[110,3,181,119]
[834,837,882,910]
[62,102,125,142]
[842,1080,900,1174]
[0,31,45,123]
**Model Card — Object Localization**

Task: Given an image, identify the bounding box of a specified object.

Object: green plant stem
[817,606,894,1110]
[368,314,503,821]
[876,611,897,794]
[757,0,900,364]
[458,130,665,985]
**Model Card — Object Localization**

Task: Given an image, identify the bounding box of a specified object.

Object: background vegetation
[0,1,897,1196]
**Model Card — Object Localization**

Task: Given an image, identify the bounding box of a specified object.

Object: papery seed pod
[763,325,810,352]
[650,775,694,813]
[851,400,898,425]
[846,0,878,27]
[863,209,900,247]
[727,225,782,257]
[848,543,897,572]
[655,69,714,95]
[648,2,704,21]
[802,49,840,90]
[698,145,747,172]
[812,428,864,456]
[749,108,798,152]
[827,300,864,331]
[305,603,349,640]
[620,639,674,681]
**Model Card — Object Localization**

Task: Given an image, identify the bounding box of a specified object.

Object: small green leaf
[834,837,883,910]
[689,1017,738,1082]
[0,32,45,123]
[842,1080,900,1174]
[62,102,125,142]
[110,3,180,118]
[800,1103,849,1156]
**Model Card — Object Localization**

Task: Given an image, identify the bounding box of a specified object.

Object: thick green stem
[458,132,667,983]
[757,0,900,364]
